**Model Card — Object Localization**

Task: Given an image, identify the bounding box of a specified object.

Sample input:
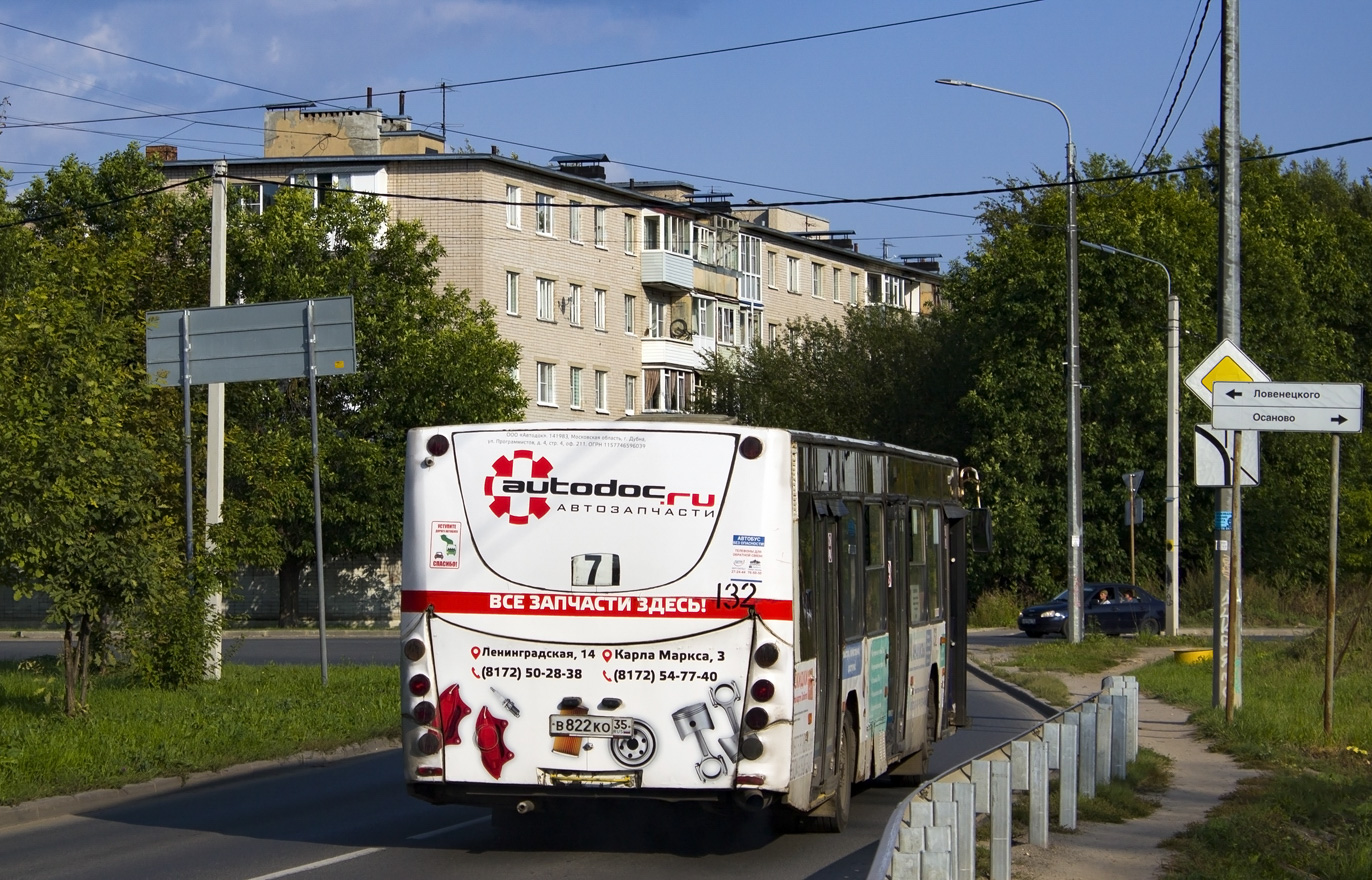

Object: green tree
[0,146,210,711]
[218,185,525,623]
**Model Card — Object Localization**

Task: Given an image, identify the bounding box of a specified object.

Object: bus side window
[864,502,886,635]
[839,507,863,642]
[908,505,927,624]
[798,498,816,661]
[927,506,943,621]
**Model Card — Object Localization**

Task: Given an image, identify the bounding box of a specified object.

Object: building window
[643,215,661,250]
[595,369,608,412]
[739,234,761,303]
[624,375,636,415]
[850,272,860,305]
[693,296,714,338]
[648,299,665,338]
[568,283,582,326]
[767,322,779,345]
[786,256,800,294]
[506,271,519,315]
[717,306,737,346]
[568,200,582,243]
[232,182,278,214]
[536,362,556,406]
[767,251,777,288]
[506,185,521,229]
[594,207,606,248]
[569,366,583,409]
[645,368,690,413]
[812,263,823,298]
[594,288,606,331]
[624,214,637,254]
[623,294,636,334]
[537,277,555,321]
[535,192,554,236]
[833,268,842,303]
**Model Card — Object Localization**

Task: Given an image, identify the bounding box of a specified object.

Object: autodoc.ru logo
[483,449,715,525]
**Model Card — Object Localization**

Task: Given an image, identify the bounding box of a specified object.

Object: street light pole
[937,79,1084,642]
[1082,242,1179,635]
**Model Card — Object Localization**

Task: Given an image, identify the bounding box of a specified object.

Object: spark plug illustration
[490,686,521,717]
[710,681,743,763]
[673,702,726,781]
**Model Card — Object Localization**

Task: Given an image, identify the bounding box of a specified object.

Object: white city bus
[400,421,982,831]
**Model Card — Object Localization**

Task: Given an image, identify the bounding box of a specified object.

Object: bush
[120,582,221,689]
[969,589,1023,627]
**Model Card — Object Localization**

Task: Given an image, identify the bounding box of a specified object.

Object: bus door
[885,502,909,755]
[806,503,843,799]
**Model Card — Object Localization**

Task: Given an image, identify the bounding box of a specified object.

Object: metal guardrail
[867,675,1140,880]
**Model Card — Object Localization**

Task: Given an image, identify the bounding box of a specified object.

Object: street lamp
[1081,242,1179,635]
[937,78,1084,642]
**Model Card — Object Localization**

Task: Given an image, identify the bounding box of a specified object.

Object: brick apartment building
[160,102,941,422]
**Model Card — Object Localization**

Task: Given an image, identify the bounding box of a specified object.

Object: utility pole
[1214,0,1243,709]
[206,160,227,680]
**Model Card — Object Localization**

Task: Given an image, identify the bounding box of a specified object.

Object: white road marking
[407,815,489,840]
[243,848,382,880]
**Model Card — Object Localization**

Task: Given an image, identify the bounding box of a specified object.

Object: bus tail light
[739,735,764,760]
[416,766,443,777]
[408,673,431,697]
[416,730,441,755]
[744,707,769,730]
[753,642,779,668]
[426,434,450,457]
[749,679,775,702]
[403,638,426,661]
[739,436,763,459]
[412,701,436,725]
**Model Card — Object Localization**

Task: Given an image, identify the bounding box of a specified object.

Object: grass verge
[1134,633,1372,879]
[0,656,398,806]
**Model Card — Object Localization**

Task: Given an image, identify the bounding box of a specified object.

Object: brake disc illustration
[673,702,726,781]
[609,718,657,769]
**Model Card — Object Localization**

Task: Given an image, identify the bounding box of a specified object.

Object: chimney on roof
[367,87,372,108]
[491,145,500,155]
[399,91,405,116]
[145,144,177,162]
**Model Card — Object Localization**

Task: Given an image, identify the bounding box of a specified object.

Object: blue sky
[2,0,1369,265]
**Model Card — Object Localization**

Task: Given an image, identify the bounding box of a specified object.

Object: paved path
[970,634,1257,880]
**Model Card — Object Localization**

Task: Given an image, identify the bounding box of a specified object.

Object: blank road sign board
[1212,381,1363,433]
[146,297,356,386]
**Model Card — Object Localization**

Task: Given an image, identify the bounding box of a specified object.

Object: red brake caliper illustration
[484,450,553,524]
[475,706,515,779]
[438,684,471,745]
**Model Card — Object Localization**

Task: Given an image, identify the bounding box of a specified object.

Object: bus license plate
[548,714,633,738]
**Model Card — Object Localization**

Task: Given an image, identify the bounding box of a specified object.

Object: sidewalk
[969,633,1257,880]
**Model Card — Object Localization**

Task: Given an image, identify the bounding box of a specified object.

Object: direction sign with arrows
[1212,381,1364,433]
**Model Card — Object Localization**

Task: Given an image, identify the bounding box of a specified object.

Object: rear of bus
[400,422,796,815]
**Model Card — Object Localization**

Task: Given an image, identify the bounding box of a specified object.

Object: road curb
[967,659,1060,717]
[0,736,399,832]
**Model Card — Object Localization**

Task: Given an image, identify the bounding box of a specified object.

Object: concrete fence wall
[1,557,401,629]
[868,675,1140,880]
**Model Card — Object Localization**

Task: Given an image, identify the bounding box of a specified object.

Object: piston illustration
[710,680,743,762]
[673,702,726,781]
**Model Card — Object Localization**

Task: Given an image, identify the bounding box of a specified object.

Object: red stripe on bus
[401,590,792,620]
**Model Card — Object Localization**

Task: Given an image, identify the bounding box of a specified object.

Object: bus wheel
[808,712,854,833]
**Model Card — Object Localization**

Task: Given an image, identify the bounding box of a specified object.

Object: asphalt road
[0,642,1047,880]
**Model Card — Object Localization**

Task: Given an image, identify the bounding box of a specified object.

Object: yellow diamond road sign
[1185,338,1269,408]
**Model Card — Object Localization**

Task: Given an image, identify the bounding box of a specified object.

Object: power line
[1,1,1043,132]
[1157,30,1221,158]
[0,174,211,229]
[0,20,318,105]
[1132,0,1210,170]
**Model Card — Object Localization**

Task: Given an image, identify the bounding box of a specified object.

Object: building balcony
[641,335,704,370]
[641,249,693,292]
